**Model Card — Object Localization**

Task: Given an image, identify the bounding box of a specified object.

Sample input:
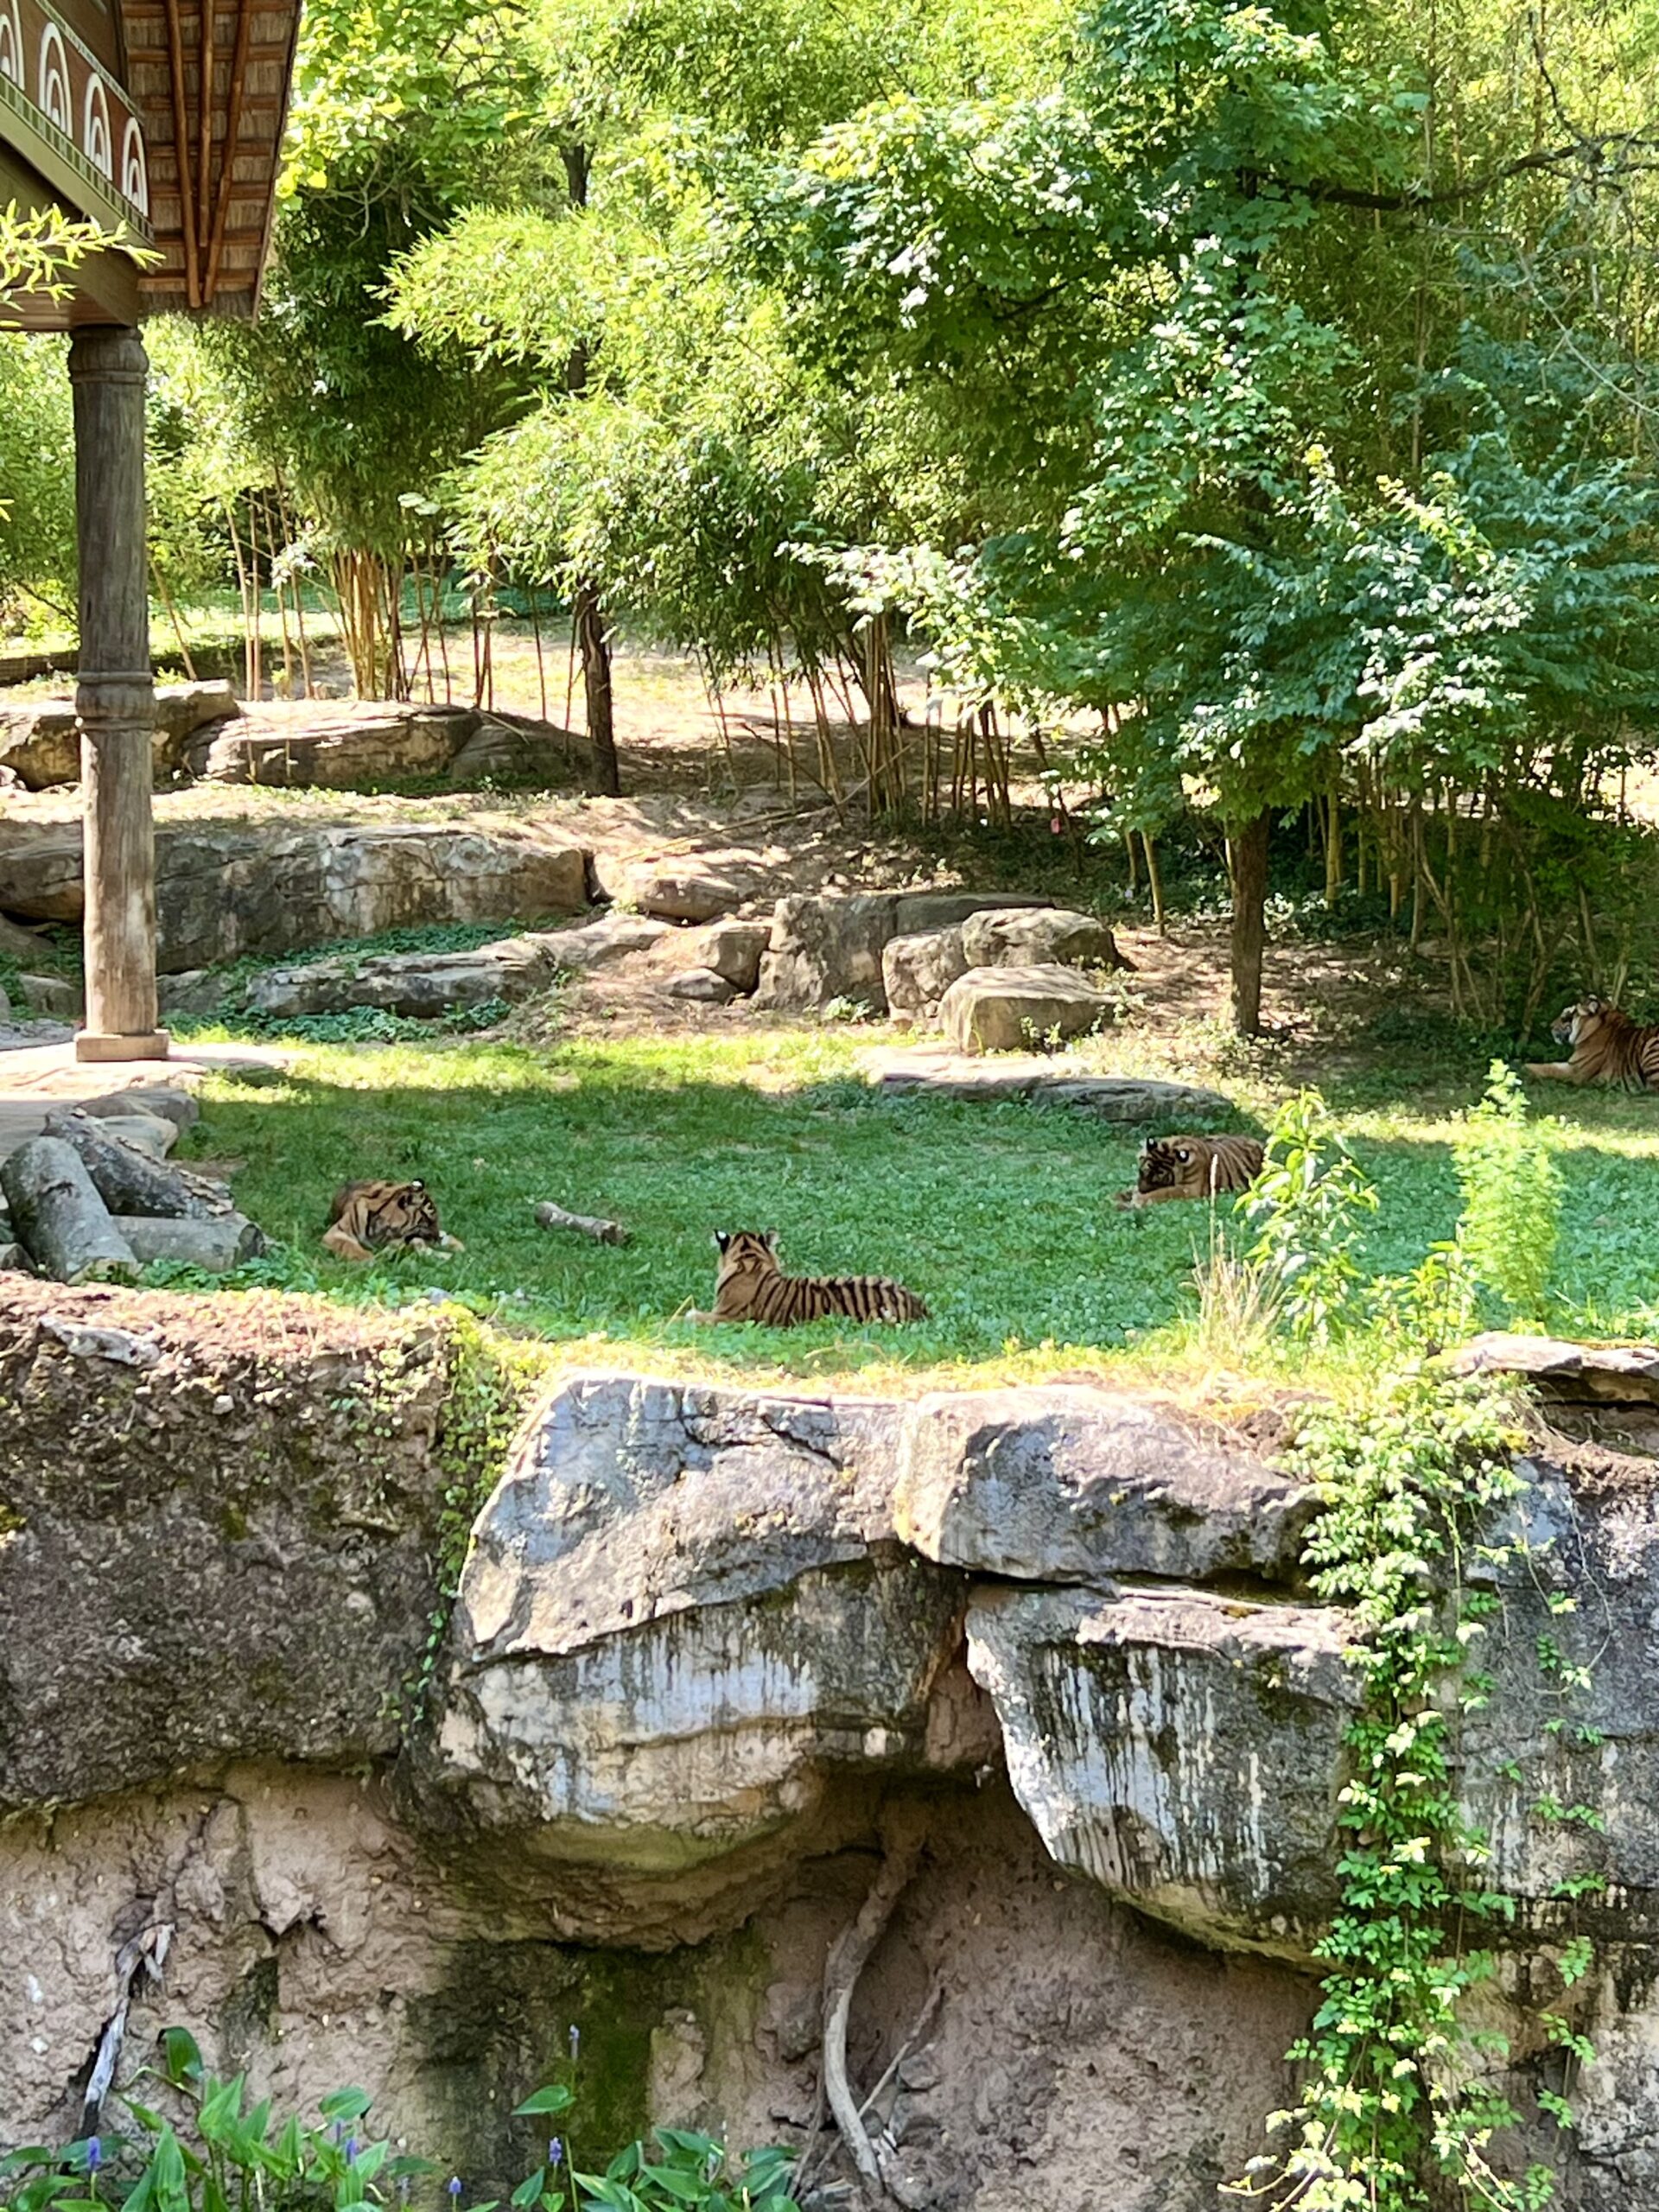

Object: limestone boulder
[966,1587,1359,1955]
[527,913,672,969]
[15,972,80,1020]
[938,964,1116,1053]
[0,702,79,791]
[860,1046,1231,1120]
[196,702,480,788]
[652,918,772,994]
[961,906,1128,974]
[432,1376,966,1882]
[895,1386,1314,1585]
[753,894,899,1012]
[607,861,750,923]
[0,819,590,968]
[883,926,969,1017]
[0,682,239,790]
[663,968,737,1004]
[245,934,556,1020]
[448,710,580,788]
[892,893,1052,936]
[156,968,228,1021]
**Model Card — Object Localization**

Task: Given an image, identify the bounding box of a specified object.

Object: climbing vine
[1231,1367,1603,2210]
[402,1306,548,1719]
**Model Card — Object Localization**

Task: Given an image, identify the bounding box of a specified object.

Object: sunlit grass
[162,1012,1659,1394]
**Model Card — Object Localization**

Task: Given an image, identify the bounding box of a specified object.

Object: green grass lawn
[169,1021,1659,1389]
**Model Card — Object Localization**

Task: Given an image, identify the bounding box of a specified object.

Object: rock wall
[3,1285,1659,2204]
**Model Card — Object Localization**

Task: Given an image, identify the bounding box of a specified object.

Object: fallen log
[43,1109,233,1220]
[0,1136,139,1284]
[533,1200,629,1246]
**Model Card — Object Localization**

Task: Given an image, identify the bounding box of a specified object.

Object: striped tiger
[1526,998,1659,1090]
[1115,1134,1266,1209]
[696,1230,929,1326]
[322,1178,464,1263]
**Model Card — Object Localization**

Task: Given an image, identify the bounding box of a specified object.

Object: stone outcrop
[0,682,238,790]
[860,1046,1232,1119]
[755,893,1053,1013]
[0,1281,452,1810]
[959,906,1128,973]
[3,1295,1659,2207]
[0,819,589,969]
[196,702,480,788]
[650,918,772,994]
[938,963,1116,1052]
[245,933,559,1020]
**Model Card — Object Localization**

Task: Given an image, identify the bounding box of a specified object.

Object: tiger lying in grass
[322,1179,464,1262]
[1114,1134,1266,1208]
[1526,997,1659,1090]
[690,1230,929,1325]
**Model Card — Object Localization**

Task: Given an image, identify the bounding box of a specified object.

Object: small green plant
[1241,1090,1379,1344]
[1453,1063,1561,1327]
[0,2032,798,2212]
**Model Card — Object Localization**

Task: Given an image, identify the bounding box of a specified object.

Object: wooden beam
[204,0,251,297]
[160,0,200,306]
[196,0,214,266]
[68,326,168,1065]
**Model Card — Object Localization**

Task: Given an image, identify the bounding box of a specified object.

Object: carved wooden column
[69,325,168,1063]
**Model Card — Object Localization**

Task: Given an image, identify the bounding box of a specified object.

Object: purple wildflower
[568,2025,580,2060]
[448,2179,463,2202]
[548,2141,563,2170]
[345,2139,359,2165]
[86,2139,103,2175]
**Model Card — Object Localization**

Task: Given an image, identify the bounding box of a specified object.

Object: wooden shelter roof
[124,0,302,316]
[0,0,299,323]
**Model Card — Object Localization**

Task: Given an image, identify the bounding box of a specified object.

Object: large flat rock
[0,683,238,790]
[0,818,589,969]
[245,933,558,1019]
[861,1046,1231,1120]
[196,702,480,788]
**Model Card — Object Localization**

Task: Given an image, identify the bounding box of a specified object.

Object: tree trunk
[42,1108,235,1220]
[575,579,620,797]
[1229,808,1271,1037]
[0,1137,139,1284]
[69,327,166,1063]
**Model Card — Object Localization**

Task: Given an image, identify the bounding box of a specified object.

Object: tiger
[691,1230,929,1326]
[1114,1134,1266,1209]
[322,1179,464,1262]
[1526,998,1659,1090]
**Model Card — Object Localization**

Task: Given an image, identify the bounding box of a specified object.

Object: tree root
[815,1804,931,2206]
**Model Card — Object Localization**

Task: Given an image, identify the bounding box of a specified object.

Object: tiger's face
[1136,1139,1196,1194]
[1551,997,1610,1047]
[360,1179,442,1248]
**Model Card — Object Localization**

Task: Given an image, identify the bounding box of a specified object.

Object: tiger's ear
[762,1230,779,1252]
[410,1179,426,1192]
[714,1230,731,1253]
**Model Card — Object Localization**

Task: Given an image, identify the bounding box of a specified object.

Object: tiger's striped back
[1541,999,1659,1090]
[1121,1135,1265,1207]
[711,1230,929,1325]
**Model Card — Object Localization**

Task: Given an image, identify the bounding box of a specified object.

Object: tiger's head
[713,1229,782,1286]
[1550,996,1614,1047]
[1136,1138,1196,1195]
[368,1179,442,1247]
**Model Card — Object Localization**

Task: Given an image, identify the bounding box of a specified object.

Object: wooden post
[70,326,168,1064]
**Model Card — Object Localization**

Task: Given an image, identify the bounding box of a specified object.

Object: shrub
[1241,1090,1378,1345]
[1452,1061,1560,1326]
